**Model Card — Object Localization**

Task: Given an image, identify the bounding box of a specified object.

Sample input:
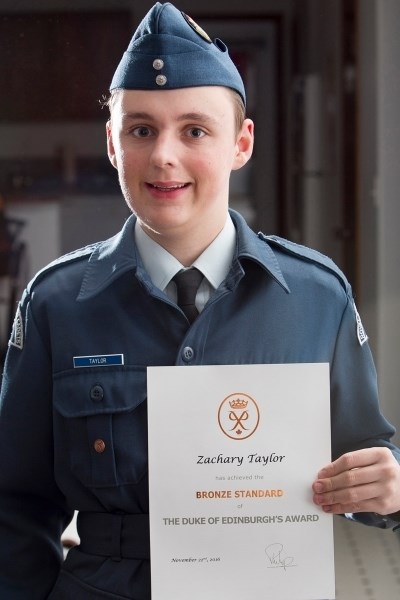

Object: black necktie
[173,268,204,324]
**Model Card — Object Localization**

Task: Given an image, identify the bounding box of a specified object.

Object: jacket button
[90,384,104,401]
[182,346,194,362]
[94,439,106,453]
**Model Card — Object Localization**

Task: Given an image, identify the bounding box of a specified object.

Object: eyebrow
[122,111,219,125]
[177,112,219,125]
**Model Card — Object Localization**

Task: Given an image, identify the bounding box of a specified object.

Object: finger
[314,452,400,496]
[313,463,381,495]
[317,497,381,515]
[315,487,394,515]
[313,480,383,509]
[313,477,400,514]
[317,447,393,479]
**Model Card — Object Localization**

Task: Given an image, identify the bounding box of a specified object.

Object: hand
[312,447,400,515]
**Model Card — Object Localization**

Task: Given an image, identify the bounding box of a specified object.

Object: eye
[187,127,206,139]
[132,126,153,138]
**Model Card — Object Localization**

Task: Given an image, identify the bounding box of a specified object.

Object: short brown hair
[228,89,246,135]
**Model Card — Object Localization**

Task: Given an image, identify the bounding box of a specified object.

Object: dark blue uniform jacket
[0,210,399,599]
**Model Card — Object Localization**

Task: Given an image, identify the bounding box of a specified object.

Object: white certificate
[147,363,335,600]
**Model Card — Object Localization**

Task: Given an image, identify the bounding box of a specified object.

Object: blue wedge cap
[110,2,246,105]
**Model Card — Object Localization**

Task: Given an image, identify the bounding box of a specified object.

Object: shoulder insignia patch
[353,301,368,346]
[9,305,24,350]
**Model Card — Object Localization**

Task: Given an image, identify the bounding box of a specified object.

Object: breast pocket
[53,366,147,488]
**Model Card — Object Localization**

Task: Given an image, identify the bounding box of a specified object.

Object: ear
[232,118,254,171]
[106,120,118,170]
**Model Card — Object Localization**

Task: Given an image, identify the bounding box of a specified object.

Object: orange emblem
[218,393,260,440]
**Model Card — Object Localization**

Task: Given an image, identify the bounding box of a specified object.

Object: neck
[138,214,228,266]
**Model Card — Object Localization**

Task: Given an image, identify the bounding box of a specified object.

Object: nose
[149,131,177,168]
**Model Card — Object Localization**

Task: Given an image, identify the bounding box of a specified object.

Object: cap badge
[182,12,212,44]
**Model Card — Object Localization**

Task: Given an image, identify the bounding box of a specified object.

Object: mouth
[147,182,189,193]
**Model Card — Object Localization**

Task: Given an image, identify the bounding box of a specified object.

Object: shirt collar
[134,215,236,292]
[192,216,236,289]
[134,222,182,291]
[77,210,290,301]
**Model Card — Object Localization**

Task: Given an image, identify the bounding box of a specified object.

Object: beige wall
[375,0,400,438]
[358,0,400,440]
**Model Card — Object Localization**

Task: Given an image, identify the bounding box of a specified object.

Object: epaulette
[26,242,99,294]
[9,243,100,351]
[258,233,350,293]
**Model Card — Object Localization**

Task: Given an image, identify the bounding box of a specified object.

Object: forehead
[111,86,236,121]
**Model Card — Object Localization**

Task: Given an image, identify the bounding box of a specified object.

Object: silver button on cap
[156,74,167,86]
[153,58,164,70]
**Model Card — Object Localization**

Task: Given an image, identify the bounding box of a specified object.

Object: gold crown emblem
[229,398,248,409]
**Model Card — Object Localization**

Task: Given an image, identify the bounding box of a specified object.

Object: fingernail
[314,482,324,493]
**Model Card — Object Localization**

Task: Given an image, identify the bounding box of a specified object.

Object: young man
[0,3,399,598]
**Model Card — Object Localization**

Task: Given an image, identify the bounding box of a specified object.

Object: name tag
[73,354,124,368]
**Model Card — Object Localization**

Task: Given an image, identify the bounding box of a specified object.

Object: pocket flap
[53,366,146,417]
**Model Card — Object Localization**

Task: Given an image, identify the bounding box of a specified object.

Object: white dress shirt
[134,215,236,312]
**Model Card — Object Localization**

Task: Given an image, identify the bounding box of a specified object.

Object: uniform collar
[230,210,290,293]
[77,210,289,301]
[77,215,140,301]
[134,215,236,292]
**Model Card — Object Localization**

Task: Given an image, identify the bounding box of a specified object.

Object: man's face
[107,86,253,244]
